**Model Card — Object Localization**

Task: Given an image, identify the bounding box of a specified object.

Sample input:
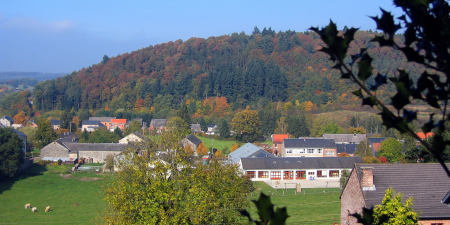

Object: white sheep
[45,206,50,212]
[31,207,37,212]
[24,203,30,209]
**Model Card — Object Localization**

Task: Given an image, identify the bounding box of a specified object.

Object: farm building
[240,157,362,181]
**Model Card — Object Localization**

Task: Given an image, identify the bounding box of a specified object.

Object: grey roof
[49,120,61,126]
[246,149,276,158]
[150,119,167,127]
[323,134,367,144]
[1,115,13,122]
[336,144,358,155]
[283,138,336,149]
[82,120,102,126]
[354,163,450,219]
[89,117,116,122]
[368,137,386,145]
[185,134,202,146]
[228,143,263,164]
[242,157,363,170]
[62,142,126,152]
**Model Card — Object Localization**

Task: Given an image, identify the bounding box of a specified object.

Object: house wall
[282,146,337,157]
[243,168,346,181]
[419,220,450,225]
[41,142,70,161]
[340,168,366,225]
[79,151,122,163]
[0,118,12,126]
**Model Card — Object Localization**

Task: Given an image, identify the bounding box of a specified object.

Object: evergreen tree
[0,127,24,178]
[114,127,123,138]
[178,103,191,125]
[219,119,230,138]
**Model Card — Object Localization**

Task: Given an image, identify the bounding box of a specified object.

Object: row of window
[247,170,340,179]
[286,148,323,154]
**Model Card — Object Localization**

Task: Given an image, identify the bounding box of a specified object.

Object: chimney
[361,167,375,191]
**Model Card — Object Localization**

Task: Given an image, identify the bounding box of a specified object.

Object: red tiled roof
[416,132,434,139]
[373,143,381,152]
[272,134,289,144]
[111,119,127,124]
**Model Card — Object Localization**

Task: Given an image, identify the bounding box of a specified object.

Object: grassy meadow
[196,135,237,153]
[0,164,108,224]
[249,182,341,225]
[0,164,340,224]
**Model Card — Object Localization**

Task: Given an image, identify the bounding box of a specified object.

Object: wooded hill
[0,27,425,120]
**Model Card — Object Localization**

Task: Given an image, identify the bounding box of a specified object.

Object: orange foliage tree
[215,150,223,158]
[230,144,239,153]
[338,152,351,157]
[134,98,145,112]
[304,101,314,111]
[197,143,208,156]
[13,111,26,126]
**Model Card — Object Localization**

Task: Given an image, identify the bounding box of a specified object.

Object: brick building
[341,164,450,225]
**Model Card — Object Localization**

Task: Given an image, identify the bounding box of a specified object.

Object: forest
[0,27,428,132]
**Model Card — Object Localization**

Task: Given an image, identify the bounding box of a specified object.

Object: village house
[340,163,450,225]
[40,141,78,163]
[0,115,13,127]
[119,132,145,144]
[89,117,116,129]
[282,138,337,157]
[81,120,105,132]
[323,133,366,144]
[149,119,167,133]
[181,134,203,153]
[272,134,289,155]
[49,120,61,130]
[65,142,126,163]
[227,143,274,165]
[11,124,24,129]
[368,137,386,156]
[205,124,217,135]
[240,157,362,181]
[190,123,202,134]
[336,143,357,156]
[110,118,127,131]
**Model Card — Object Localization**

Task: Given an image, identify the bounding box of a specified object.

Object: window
[329,170,340,178]
[258,171,268,178]
[299,149,305,153]
[271,171,281,179]
[284,171,294,179]
[287,149,293,153]
[296,171,306,179]
[317,149,323,153]
[247,171,255,178]
[325,151,334,156]
[307,149,314,153]
[308,171,315,175]
[317,170,327,177]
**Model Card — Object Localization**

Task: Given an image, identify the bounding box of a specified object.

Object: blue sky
[0,0,402,73]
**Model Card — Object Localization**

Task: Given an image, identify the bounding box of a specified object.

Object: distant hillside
[0,28,424,118]
[0,72,67,81]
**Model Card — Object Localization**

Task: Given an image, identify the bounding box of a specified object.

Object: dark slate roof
[323,134,366,143]
[62,142,126,152]
[49,120,61,126]
[246,149,276,158]
[82,120,101,126]
[283,138,336,149]
[190,124,201,132]
[1,115,13,122]
[185,134,202,146]
[355,163,450,219]
[241,157,363,170]
[368,137,386,145]
[150,119,167,127]
[336,144,358,155]
[89,117,116,122]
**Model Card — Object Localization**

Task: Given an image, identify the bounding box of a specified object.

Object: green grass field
[0,165,341,224]
[249,182,341,225]
[0,164,108,224]
[196,135,238,154]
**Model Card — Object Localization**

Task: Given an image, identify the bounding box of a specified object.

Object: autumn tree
[60,110,76,132]
[215,149,223,158]
[230,143,239,153]
[167,116,191,136]
[274,117,288,134]
[232,106,262,143]
[355,140,372,157]
[338,152,351,157]
[0,127,24,178]
[89,128,121,143]
[377,138,403,163]
[125,120,142,135]
[197,142,208,156]
[13,111,26,126]
[104,131,251,224]
[134,98,145,112]
[35,118,58,149]
[349,126,366,134]
[72,116,81,128]
[318,123,343,136]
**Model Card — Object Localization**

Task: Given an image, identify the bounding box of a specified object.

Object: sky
[0,0,403,74]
